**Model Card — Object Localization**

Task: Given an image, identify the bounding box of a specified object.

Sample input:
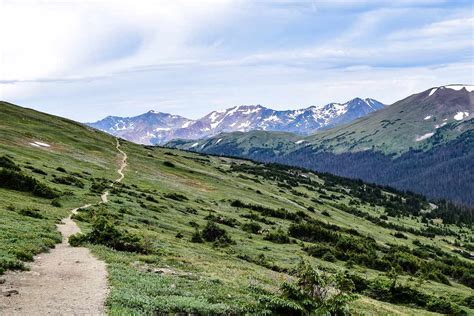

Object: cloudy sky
[0,0,473,121]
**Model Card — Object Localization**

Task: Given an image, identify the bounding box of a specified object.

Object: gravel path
[0,139,127,315]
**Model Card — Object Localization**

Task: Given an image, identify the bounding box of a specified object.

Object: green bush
[18,208,44,219]
[68,233,87,247]
[90,179,110,193]
[52,175,84,188]
[164,193,188,201]
[463,295,474,308]
[263,228,290,244]
[25,165,47,175]
[0,156,20,171]
[202,221,226,241]
[393,232,407,239]
[426,297,462,314]
[265,260,355,315]
[13,249,34,261]
[322,252,337,262]
[70,216,150,254]
[201,221,234,246]
[51,198,62,207]
[0,168,58,198]
[241,222,261,234]
[205,213,239,227]
[145,195,159,203]
[191,229,203,243]
[163,161,175,168]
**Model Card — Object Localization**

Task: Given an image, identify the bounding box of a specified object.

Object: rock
[2,289,19,297]
[0,278,5,284]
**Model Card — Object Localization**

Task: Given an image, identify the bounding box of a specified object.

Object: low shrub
[163,161,175,168]
[205,213,239,227]
[305,244,335,258]
[263,228,290,244]
[201,221,234,246]
[191,229,203,243]
[259,260,355,315]
[19,208,44,219]
[52,175,84,188]
[321,210,331,217]
[240,213,275,225]
[145,195,159,203]
[164,192,188,201]
[51,198,62,207]
[322,252,337,262]
[70,216,150,254]
[241,222,262,234]
[0,168,58,198]
[426,297,463,314]
[90,179,110,193]
[0,156,20,171]
[393,232,407,239]
[463,295,474,308]
[25,165,47,175]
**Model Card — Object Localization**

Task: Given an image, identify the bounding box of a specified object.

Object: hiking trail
[0,138,127,315]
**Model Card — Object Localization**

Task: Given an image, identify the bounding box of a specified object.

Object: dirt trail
[101,139,127,203]
[0,139,127,315]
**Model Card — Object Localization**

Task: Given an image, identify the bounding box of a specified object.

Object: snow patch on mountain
[87,98,384,145]
[30,141,51,148]
[444,84,474,92]
[454,112,469,121]
[428,88,437,96]
[415,132,435,142]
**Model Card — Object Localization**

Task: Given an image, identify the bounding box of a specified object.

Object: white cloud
[0,0,472,121]
[0,0,235,81]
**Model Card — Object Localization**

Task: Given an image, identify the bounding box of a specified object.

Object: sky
[0,0,473,122]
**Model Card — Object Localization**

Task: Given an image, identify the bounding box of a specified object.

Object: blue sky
[0,0,472,121]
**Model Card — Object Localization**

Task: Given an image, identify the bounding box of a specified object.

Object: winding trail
[0,139,127,315]
[101,139,127,203]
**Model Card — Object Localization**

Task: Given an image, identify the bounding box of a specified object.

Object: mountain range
[168,84,474,206]
[87,98,384,145]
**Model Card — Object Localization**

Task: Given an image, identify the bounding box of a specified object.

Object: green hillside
[167,86,474,206]
[1,101,473,315]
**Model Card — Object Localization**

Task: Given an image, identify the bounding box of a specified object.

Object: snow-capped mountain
[88,111,193,144]
[87,98,384,145]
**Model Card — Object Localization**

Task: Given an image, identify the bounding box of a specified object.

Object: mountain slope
[168,85,474,206]
[87,111,193,144]
[88,98,384,145]
[1,101,473,315]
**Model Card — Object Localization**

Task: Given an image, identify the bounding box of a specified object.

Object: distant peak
[441,84,474,92]
[348,97,364,103]
[428,84,474,96]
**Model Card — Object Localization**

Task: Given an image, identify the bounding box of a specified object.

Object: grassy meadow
[1,101,473,315]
